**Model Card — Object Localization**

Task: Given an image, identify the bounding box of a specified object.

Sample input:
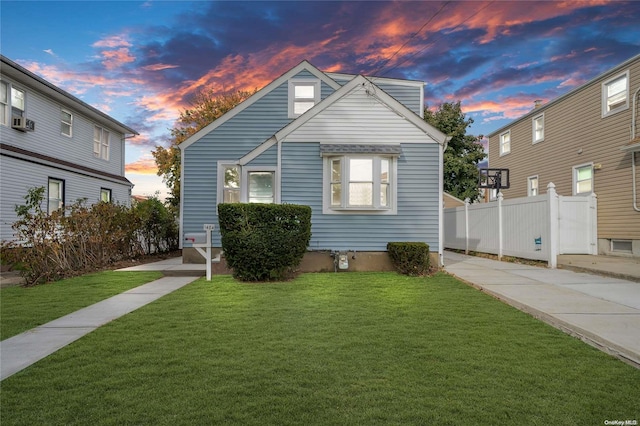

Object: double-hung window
[0,81,8,126]
[48,178,64,214]
[11,86,25,117]
[532,114,544,144]
[573,164,593,195]
[602,71,628,117]
[499,130,511,155]
[288,79,320,118]
[324,153,396,214]
[94,125,110,160]
[217,163,277,204]
[61,109,73,137]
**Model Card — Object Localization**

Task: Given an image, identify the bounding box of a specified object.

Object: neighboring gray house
[180,61,449,269]
[1,55,138,241]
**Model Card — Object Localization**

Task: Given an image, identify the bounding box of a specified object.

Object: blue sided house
[180,61,449,271]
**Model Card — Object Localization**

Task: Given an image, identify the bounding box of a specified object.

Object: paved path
[0,276,198,381]
[444,251,640,368]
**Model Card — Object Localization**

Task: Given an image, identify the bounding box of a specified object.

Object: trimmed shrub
[387,242,430,276]
[218,203,312,281]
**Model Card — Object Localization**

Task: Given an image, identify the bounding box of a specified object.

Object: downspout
[633,87,640,212]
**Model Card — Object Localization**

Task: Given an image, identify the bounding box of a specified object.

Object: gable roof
[0,55,138,136]
[237,74,449,165]
[179,60,342,151]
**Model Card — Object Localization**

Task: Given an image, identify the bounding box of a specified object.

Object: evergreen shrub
[387,242,430,276]
[218,203,312,281]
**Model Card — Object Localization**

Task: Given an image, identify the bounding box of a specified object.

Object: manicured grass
[0,271,163,340]
[2,272,638,425]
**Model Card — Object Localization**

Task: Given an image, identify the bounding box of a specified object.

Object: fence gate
[558,195,597,254]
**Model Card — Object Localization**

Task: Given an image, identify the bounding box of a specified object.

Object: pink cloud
[100,48,135,70]
[92,35,132,48]
[125,158,158,175]
[143,63,180,71]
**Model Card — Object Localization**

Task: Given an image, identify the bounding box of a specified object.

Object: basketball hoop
[478,168,510,192]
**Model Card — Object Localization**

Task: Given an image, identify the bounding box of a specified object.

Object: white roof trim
[238,136,277,165]
[326,72,425,88]
[180,60,341,151]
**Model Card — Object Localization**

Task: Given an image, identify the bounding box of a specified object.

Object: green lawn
[1,272,638,425]
[0,271,163,340]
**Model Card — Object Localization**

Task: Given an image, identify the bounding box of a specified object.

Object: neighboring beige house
[487,54,640,257]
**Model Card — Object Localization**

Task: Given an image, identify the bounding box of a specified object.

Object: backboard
[478,168,510,191]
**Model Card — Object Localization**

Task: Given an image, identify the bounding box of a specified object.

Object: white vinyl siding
[500,130,511,155]
[532,114,544,144]
[602,70,629,117]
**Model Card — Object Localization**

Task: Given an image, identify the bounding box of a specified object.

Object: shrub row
[0,187,178,286]
[387,242,430,276]
[218,203,311,281]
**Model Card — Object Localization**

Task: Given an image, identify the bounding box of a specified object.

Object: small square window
[100,188,112,202]
[500,130,511,155]
[288,79,320,118]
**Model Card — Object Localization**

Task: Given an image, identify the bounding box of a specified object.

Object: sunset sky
[2,0,639,198]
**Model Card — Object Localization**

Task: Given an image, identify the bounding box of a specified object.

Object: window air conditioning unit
[11,116,35,132]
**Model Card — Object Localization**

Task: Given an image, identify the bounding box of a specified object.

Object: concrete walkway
[444,251,640,368]
[0,276,198,381]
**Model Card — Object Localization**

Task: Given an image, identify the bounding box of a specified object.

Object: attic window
[288,79,320,118]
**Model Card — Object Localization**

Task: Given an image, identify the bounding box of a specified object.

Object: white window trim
[10,85,26,117]
[322,155,397,215]
[499,130,511,156]
[572,162,594,195]
[48,178,64,214]
[242,166,279,204]
[288,79,320,118]
[0,80,8,126]
[217,162,280,205]
[527,175,539,197]
[532,113,544,144]
[601,70,629,117]
[94,125,110,161]
[61,109,73,137]
[100,188,112,203]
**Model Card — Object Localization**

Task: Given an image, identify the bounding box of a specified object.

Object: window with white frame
[100,188,112,203]
[528,175,539,196]
[573,164,593,195]
[93,125,110,160]
[499,130,511,155]
[48,178,64,214]
[221,164,241,203]
[217,163,277,204]
[61,109,73,137]
[325,155,395,212]
[602,71,628,117]
[288,79,320,118]
[0,81,8,126]
[532,114,544,144]
[11,86,25,117]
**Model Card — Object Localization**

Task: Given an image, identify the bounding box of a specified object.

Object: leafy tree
[152,89,256,211]
[424,101,486,201]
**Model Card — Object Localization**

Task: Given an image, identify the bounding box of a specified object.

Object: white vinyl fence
[444,183,597,268]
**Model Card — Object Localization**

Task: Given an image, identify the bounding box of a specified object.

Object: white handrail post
[547,183,558,268]
[497,192,503,260]
[589,192,598,255]
[203,224,215,281]
[464,198,470,254]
